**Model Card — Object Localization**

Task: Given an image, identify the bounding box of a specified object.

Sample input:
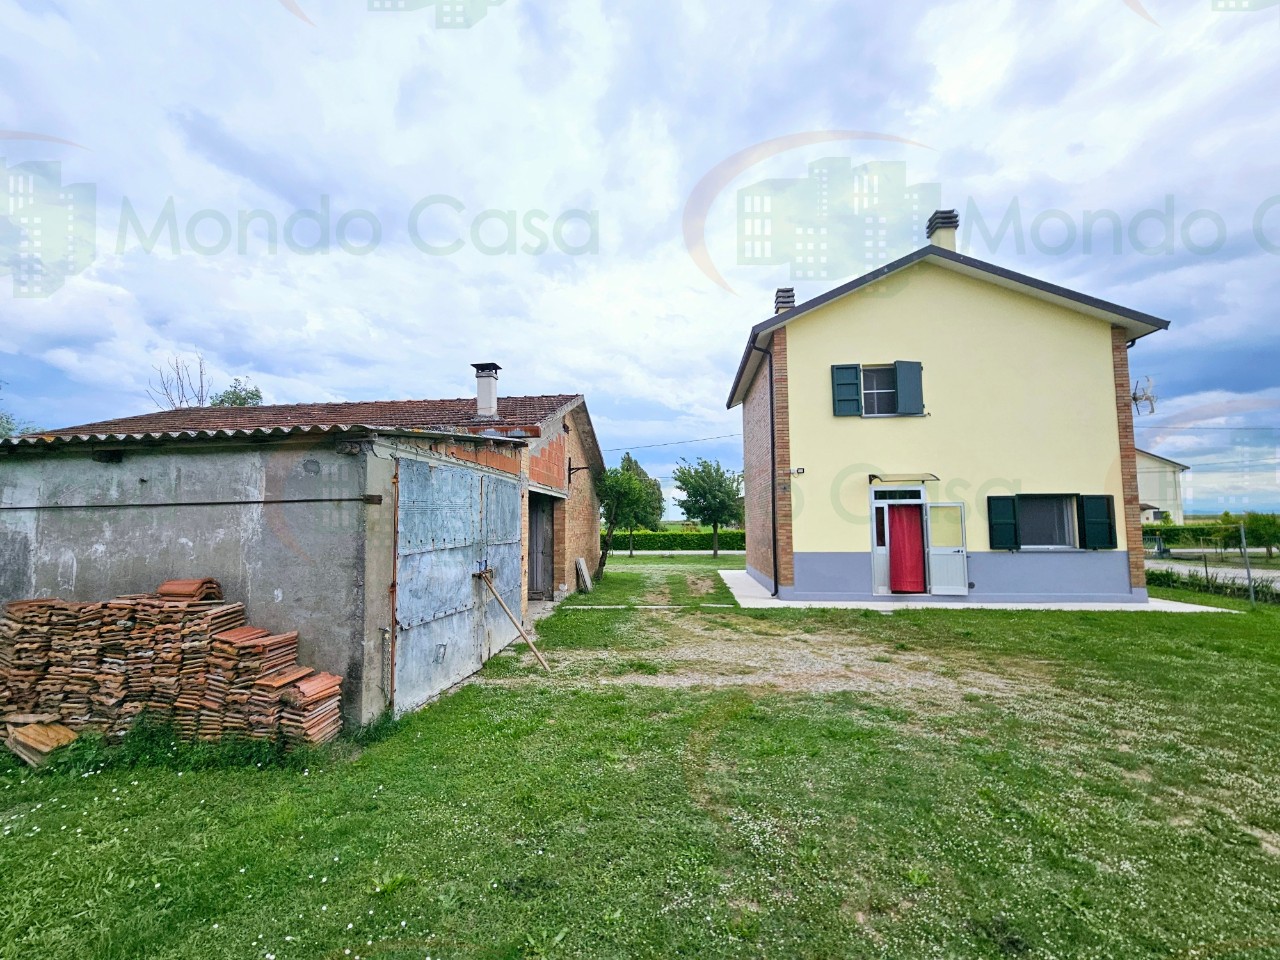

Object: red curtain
[889,505,926,593]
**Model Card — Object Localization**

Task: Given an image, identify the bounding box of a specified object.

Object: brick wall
[529,433,568,489]
[559,409,601,594]
[434,440,522,476]
[742,329,793,588]
[1112,326,1146,589]
[773,330,794,587]
[522,405,601,599]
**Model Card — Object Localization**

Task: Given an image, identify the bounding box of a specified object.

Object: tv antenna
[1131,376,1158,416]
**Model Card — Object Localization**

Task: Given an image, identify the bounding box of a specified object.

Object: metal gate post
[1240,523,1256,607]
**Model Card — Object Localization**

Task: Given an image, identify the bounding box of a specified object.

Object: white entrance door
[926,503,969,596]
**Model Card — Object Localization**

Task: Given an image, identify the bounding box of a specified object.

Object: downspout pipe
[750,342,781,597]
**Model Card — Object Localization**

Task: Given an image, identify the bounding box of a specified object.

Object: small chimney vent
[775,287,796,314]
[471,362,501,418]
[926,209,960,250]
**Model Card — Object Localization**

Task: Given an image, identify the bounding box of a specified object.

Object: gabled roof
[1135,448,1191,471]
[727,244,1172,408]
[2,394,613,470]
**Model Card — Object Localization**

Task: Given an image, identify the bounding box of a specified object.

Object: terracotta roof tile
[36,395,583,439]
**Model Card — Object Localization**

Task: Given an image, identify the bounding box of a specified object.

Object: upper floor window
[831,361,924,418]
[862,365,898,415]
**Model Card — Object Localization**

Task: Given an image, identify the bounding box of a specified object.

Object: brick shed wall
[522,404,601,599]
[558,410,601,595]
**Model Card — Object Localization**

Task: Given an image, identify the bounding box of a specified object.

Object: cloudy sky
[1,0,1277,514]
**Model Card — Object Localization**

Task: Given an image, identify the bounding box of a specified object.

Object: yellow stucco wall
[784,261,1127,554]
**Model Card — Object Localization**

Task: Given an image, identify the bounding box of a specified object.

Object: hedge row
[602,530,746,552]
[1146,568,1277,605]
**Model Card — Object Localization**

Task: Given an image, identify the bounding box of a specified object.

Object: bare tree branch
[148,354,211,410]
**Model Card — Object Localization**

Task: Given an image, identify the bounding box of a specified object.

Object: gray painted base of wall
[746,564,776,594]
[780,551,1147,604]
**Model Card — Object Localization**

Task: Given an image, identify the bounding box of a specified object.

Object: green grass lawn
[3,559,1279,959]
[559,554,744,608]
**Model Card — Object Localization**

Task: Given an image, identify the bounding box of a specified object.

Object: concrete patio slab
[720,570,1236,614]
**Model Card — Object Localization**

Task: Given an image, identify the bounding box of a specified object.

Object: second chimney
[775,287,796,314]
[926,209,960,251]
[472,362,501,418]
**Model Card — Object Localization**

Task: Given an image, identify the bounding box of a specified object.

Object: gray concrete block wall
[0,439,371,721]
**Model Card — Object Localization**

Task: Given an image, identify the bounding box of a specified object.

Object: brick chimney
[775,287,796,314]
[471,362,501,418]
[926,209,959,251]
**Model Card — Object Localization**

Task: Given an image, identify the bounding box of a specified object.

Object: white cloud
[0,0,1276,511]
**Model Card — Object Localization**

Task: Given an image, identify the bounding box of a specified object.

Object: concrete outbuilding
[0,368,603,723]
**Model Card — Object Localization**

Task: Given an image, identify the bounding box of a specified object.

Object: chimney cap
[471,362,502,375]
[775,287,796,313]
[926,209,960,240]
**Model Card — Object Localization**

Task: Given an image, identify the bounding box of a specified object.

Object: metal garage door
[394,459,522,713]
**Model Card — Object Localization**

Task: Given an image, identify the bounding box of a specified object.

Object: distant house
[1136,449,1190,524]
[0,364,602,721]
[727,210,1170,604]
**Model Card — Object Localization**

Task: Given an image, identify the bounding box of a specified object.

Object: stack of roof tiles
[0,580,342,760]
[281,672,344,746]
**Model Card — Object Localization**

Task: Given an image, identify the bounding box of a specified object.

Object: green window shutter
[988,496,1020,550]
[831,364,862,417]
[894,361,924,415]
[1077,495,1118,550]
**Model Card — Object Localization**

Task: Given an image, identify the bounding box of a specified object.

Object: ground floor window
[1017,495,1077,548]
[987,493,1118,551]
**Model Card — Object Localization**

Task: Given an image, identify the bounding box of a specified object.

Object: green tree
[672,458,743,558]
[210,377,264,407]
[0,383,34,439]
[595,468,651,577]
[1244,512,1280,560]
[619,453,665,556]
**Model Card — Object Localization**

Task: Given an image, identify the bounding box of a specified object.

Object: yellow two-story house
[727,210,1168,604]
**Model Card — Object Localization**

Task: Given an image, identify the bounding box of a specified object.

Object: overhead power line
[1151,457,1280,471]
[603,433,742,453]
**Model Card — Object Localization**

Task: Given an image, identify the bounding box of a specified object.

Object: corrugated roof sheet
[0,424,528,450]
[13,395,582,442]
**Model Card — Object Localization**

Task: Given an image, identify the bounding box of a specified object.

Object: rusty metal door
[393,460,522,713]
